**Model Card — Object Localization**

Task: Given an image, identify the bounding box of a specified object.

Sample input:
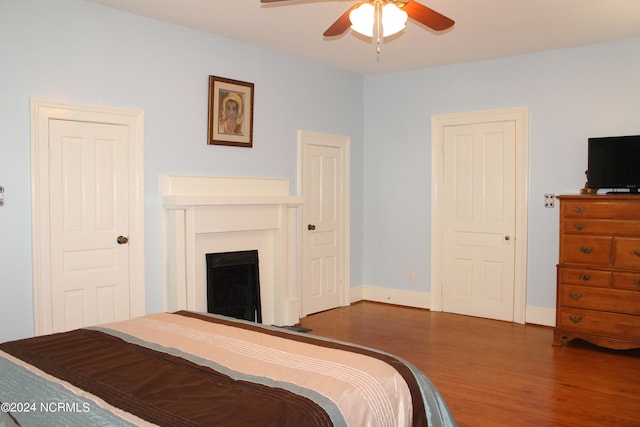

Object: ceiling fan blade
[323,3,363,37]
[401,0,454,31]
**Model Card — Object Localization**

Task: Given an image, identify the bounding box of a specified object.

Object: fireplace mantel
[161,175,303,326]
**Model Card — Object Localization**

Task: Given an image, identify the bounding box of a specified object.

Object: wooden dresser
[554,195,640,349]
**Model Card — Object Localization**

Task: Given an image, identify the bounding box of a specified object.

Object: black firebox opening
[206,250,262,323]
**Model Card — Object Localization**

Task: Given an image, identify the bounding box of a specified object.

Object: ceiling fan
[260,0,454,38]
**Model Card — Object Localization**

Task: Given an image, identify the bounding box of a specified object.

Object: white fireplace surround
[162,175,303,326]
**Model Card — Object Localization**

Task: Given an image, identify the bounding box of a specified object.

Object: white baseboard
[350,285,556,326]
[350,285,430,309]
[525,305,556,327]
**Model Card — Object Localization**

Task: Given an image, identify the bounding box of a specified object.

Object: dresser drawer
[613,272,640,292]
[561,219,640,237]
[558,267,611,288]
[614,238,640,269]
[559,285,640,315]
[557,307,640,341]
[560,236,612,266]
[562,200,640,220]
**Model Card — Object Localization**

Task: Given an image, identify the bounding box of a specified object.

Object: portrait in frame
[208,75,254,147]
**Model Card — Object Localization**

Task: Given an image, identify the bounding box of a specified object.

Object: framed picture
[208,75,254,147]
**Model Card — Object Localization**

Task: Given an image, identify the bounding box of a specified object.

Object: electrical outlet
[544,193,555,208]
[408,268,415,281]
[0,186,4,206]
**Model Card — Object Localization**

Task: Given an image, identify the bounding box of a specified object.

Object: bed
[0,311,456,426]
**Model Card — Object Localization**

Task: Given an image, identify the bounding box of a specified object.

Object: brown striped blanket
[0,311,456,426]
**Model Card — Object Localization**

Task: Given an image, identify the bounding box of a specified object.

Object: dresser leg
[552,330,566,347]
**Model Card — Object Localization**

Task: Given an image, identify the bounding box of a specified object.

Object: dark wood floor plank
[299,301,640,427]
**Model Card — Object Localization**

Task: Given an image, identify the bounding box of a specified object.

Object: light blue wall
[2,0,639,342]
[363,37,640,308]
[0,0,364,342]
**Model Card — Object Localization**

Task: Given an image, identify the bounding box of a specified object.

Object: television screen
[587,135,640,193]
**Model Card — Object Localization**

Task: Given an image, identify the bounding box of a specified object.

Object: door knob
[307,224,316,231]
[505,235,511,241]
[117,235,129,244]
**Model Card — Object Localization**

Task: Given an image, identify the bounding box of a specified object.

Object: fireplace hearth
[206,250,262,323]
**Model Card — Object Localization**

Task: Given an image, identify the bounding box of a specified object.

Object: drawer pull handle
[580,246,593,254]
[579,275,591,282]
[569,293,583,301]
[634,279,640,287]
[633,249,640,257]
[573,223,585,231]
[569,315,583,323]
[573,207,586,214]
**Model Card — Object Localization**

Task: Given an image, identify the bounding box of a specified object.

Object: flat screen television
[587,135,640,194]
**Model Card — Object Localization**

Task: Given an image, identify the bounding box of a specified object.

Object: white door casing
[31,98,145,335]
[298,131,350,317]
[431,107,528,323]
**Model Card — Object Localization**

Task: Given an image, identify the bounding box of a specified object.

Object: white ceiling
[85,0,640,75]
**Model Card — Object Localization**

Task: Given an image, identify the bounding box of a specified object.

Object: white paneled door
[299,131,350,317]
[441,121,517,321]
[31,99,145,336]
[48,119,131,332]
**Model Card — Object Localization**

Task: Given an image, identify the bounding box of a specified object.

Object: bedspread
[0,311,456,427]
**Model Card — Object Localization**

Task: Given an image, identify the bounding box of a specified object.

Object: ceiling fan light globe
[349,3,374,37]
[381,3,408,36]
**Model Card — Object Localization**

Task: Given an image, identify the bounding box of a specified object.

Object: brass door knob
[505,235,511,241]
[117,235,129,245]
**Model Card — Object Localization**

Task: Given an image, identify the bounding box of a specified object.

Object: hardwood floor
[298,301,640,427]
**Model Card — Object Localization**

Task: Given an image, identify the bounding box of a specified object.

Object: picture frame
[208,75,254,147]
